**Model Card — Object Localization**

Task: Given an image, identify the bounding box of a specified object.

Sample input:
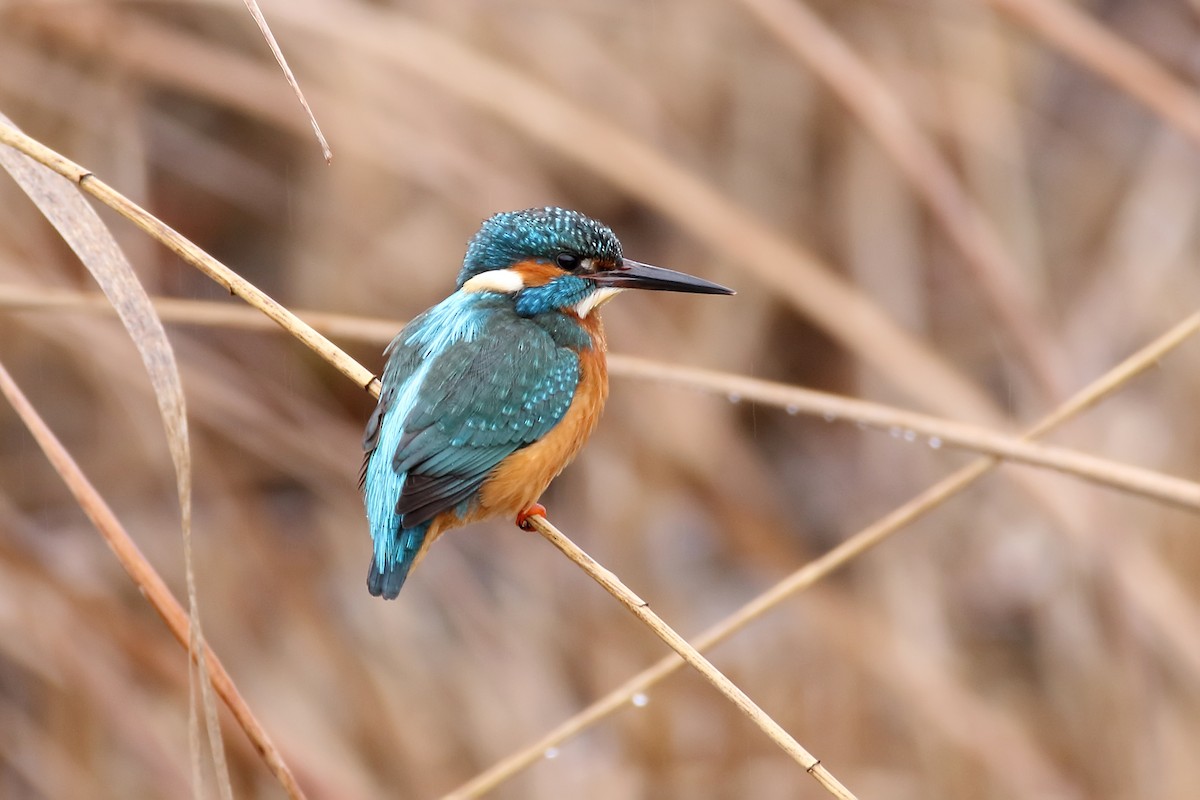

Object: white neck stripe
[575,287,624,317]
[461,268,525,294]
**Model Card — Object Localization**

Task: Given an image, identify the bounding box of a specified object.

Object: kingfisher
[361,207,733,599]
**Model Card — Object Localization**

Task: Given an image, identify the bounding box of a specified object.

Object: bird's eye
[555,252,582,271]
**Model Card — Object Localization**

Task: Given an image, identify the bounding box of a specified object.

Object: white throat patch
[575,287,624,318]
[461,268,525,294]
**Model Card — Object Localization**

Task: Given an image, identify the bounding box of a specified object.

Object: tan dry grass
[4,1,1200,799]
[0,121,855,797]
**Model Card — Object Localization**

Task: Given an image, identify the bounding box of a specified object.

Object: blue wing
[362,294,580,598]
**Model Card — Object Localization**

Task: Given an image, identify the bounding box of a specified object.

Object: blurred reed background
[3,0,1200,798]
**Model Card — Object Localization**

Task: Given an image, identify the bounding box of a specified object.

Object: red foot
[516,503,547,531]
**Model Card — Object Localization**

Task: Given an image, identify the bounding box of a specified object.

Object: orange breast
[475,314,609,519]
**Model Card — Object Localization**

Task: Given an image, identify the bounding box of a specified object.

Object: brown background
[2,1,1200,798]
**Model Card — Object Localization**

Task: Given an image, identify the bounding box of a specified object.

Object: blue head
[459,208,622,286]
[454,207,733,318]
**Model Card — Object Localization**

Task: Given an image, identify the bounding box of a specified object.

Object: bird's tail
[367,520,433,600]
[367,556,411,600]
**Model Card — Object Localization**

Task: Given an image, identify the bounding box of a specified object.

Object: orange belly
[476,329,608,518]
[418,314,608,564]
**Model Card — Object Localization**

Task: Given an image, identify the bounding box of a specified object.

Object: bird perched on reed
[361,207,733,598]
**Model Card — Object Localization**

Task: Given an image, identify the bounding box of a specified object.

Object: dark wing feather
[394,472,486,527]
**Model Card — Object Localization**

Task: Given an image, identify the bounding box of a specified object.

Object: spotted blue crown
[457,207,624,288]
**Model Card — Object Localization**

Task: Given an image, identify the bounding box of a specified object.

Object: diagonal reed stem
[504,515,857,800]
[8,117,1199,800]
[0,122,377,397]
[445,307,1200,797]
[5,288,1199,513]
[0,114,859,799]
[0,359,307,800]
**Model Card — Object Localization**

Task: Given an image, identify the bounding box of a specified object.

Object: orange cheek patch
[511,260,564,287]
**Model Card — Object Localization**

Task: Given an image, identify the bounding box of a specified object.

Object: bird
[361,207,733,599]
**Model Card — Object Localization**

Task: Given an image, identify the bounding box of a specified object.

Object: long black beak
[591,258,734,295]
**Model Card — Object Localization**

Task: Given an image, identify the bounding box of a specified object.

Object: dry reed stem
[7,4,1199,797]
[238,0,332,162]
[5,287,1198,511]
[24,13,530,210]
[735,0,1067,400]
[0,284,402,343]
[0,109,231,799]
[611,355,1200,511]
[39,1,1000,422]
[242,0,1007,425]
[0,360,307,800]
[514,515,856,800]
[0,120,854,797]
[447,308,1200,796]
[0,122,377,395]
[8,103,1199,799]
[991,0,1200,147]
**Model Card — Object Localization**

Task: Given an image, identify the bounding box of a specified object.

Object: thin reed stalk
[3,287,1198,513]
[0,119,858,799]
[445,307,1200,797]
[0,360,306,800]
